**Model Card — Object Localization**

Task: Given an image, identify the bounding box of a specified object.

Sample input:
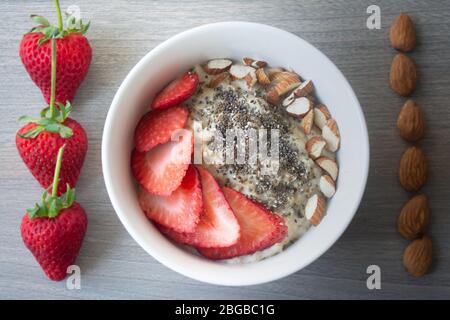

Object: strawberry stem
[51,145,65,197]
[49,37,57,119]
[54,0,63,32]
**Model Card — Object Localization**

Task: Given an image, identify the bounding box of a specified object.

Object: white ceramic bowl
[102,22,369,286]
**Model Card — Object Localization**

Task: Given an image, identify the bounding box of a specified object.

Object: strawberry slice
[158,166,240,248]
[135,106,188,152]
[139,165,202,233]
[131,129,193,195]
[198,187,287,260]
[151,71,199,110]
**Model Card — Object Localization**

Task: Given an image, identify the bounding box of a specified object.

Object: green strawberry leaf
[30,15,50,27]
[80,20,90,34]
[18,126,45,139]
[35,118,53,126]
[26,203,41,219]
[37,33,51,45]
[18,115,37,123]
[66,15,76,29]
[48,198,60,218]
[27,185,76,219]
[41,190,49,203]
[59,125,73,138]
[43,123,60,133]
[40,106,51,118]
[18,103,74,139]
[60,185,76,208]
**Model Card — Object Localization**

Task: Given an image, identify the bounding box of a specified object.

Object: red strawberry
[198,187,287,260]
[151,71,199,110]
[16,116,88,195]
[139,165,202,233]
[20,146,87,281]
[135,105,188,152]
[131,129,193,195]
[21,202,87,281]
[158,167,240,248]
[19,6,92,104]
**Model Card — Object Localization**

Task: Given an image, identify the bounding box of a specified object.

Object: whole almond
[397,194,429,240]
[397,99,425,142]
[399,146,427,192]
[390,13,416,52]
[390,53,417,96]
[403,236,432,277]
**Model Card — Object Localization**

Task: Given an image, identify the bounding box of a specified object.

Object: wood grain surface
[1,0,450,299]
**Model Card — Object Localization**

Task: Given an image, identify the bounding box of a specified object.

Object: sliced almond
[243,57,267,68]
[319,175,336,198]
[322,119,340,152]
[305,136,326,159]
[229,64,254,79]
[300,109,314,135]
[286,97,313,117]
[256,68,271,86]
[230,64,257,87]
[282,91,296,107]
[207,72,229,88]
[313,104,331,129]
[294,80,314,97]
[202,59,232,75]
[305,194,326,226]
[315,156,339,181]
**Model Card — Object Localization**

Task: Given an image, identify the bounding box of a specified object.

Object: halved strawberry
[198,187,287,260]
[139,165,202,233]
[158,166,240,248]
[135,106,189,152]
[151,71,199,110]
[131,129,193,195]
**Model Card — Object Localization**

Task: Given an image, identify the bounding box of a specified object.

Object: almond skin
[397,99,425,142]
[390,13,416,52]
[322,118,340,152]
[305,136,326,159]
[399,146,427,192]
[390,53,417,96]
[403,236,432,277]
[314,104,331,129]
[305,194,326,226]
[397,194,429,240]
[270,72,301,96]
[266,68,285,80]
[266,88,280,105]
[300,109,314,135]
[256,68,271,86]
[207,72,229,88]
[315,156,339,181]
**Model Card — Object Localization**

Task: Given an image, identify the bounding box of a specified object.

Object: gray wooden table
[1,0,450,300]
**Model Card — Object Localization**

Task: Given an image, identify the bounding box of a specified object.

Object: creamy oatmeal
[184,63,337,262]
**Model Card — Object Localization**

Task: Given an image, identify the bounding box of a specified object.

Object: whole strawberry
[16,38,88,195]
[21,146,87,281]
[19,1,92,104]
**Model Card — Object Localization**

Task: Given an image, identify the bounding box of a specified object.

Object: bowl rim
[102,21,370,286]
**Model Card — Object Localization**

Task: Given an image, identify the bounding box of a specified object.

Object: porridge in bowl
[130,57,340,262]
